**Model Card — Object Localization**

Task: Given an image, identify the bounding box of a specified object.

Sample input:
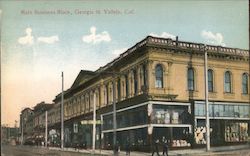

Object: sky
[0,0,249,127]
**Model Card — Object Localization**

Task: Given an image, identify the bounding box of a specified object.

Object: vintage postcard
[1,1,249,156]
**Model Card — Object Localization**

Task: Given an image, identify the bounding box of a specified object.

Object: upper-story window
[139,64,147,88]
[142,64,147,87]
[117,78,121,100]
[242,73,248,94]
[155,64,163,88]
[208,69,214,92]
[224,71,232,93]
[110,83,113,103]
[133,69,138,94]
[105,84,109,105]
[187,67,194,91]
[125,75,129,98]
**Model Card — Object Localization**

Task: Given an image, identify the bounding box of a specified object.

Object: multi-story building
[1,125,19,145]
[49,36,249,151]
[19,107,34,144]
[33,101,53,145]
[47,102,61,146]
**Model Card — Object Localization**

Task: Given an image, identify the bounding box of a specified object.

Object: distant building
[1,125,19,145]
[33,101,53,145]
[19,107,34,144]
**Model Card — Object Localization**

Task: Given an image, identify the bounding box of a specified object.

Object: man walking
[152,140,160,156]
[125,139,130,156]
[162,140,169,156]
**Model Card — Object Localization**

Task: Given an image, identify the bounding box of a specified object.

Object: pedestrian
[152,139,160,156]
[125,139,130,156]
[162,140,169,156]
[114,143,119,156]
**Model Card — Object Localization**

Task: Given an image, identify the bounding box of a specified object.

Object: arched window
[155,64,163,88]
[188,67,194,91]
[208,69,214,92]
[242,73,248,94]
[224,71,231,93]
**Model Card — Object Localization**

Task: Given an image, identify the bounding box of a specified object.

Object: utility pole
[92,91,96,154]
[21,115,23,145]
[204,45,210,151]
[112,77,117,155]
[45,111,48,148]
[61,72,64,149]
[15,120,18,143]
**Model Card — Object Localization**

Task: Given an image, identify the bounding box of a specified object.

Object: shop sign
[81,120,102,125]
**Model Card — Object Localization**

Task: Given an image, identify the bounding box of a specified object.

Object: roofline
[70,70,95,88]
[53,35,249,101]
[96,35,249,73]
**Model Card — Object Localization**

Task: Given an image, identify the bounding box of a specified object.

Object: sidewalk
[48,144,250,156]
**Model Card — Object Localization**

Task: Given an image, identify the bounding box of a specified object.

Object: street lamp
[204,45,210,151]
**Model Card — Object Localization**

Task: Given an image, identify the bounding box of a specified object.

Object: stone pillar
[167,61,173,94]
[147,60,154,94]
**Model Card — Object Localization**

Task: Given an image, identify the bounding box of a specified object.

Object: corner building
[51,36,250,151]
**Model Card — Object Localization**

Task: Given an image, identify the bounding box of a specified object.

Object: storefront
[101,101,192,151]
[194,101,250,146]
[64,116,101,148]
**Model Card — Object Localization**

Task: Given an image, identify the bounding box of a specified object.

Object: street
[2,145,250,156]
[1,145,99,156]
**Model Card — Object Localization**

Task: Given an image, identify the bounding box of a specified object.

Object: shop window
[209,104,213,117]
[242,73,248,94]
[239,106,244,118]
[103,106,148,130]
[243,105,249,118]
[155,64,163,88]
[208,69,214,92]
[73,123,78,133]
[224,71,232,93]
[152,105,190,124]
[187,67,194,91]
[234,105,239,117]
[225,122,248,142]
[195,103,205,116]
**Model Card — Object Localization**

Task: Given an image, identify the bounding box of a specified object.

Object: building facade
[1,125,19,145]
[21,36,249,151]
[33,102,54,145]
[49,36,249,151]
[19,107,34,145]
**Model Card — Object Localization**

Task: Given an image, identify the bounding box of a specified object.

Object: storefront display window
[152,105,190,124]
[103,128,148,150]
[153,127,191,147]
[195,102,250,118]
[103,106,147,130]
[225,122,248,142]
